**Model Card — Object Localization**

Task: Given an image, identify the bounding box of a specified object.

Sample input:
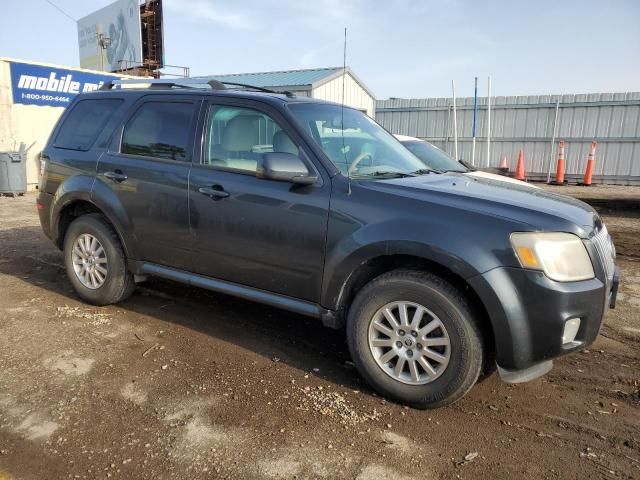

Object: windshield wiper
[412,168,441,175]
[351,170,416,179]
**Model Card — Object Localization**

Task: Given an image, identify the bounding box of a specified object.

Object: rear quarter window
[54,98,123,151]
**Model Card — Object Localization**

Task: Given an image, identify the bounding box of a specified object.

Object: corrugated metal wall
[376,92,640,185]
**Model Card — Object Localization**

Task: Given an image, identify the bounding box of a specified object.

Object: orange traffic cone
[499,156,508,170]
[581,141,597,186]
[554,140,566,185]
[514,150,525,180]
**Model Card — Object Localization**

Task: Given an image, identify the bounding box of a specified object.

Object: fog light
[562,318,581,344]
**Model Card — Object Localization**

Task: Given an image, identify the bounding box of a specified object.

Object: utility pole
[452,80,458,161]
[471,77,478,166]
[96,25,111,71]
[486,75,492,168]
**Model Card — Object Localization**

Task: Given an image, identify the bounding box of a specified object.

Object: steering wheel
[347,152,373,175]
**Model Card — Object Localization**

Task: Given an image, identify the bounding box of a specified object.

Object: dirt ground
[541,184,640,202]
[0,192,639,480]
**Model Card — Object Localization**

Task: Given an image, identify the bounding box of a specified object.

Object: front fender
[321,239,474,309]
[320,211,524,310]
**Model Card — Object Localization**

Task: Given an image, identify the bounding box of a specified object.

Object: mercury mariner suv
[37,79,619,408]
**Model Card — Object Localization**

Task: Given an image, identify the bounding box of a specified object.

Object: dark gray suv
[37,80,619,408]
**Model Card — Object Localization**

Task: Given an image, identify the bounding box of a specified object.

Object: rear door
[94,94,201,270]
[188,99,331,302]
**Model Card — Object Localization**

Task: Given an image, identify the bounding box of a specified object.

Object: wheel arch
[53,197,130,259]
[55,199,102,248]
[330,252,495,358]
[51,175,133,258]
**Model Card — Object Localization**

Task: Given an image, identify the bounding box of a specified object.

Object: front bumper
[469,265,618,373]
[609,267,620,309]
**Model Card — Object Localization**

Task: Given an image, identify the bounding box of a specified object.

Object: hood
[374,173,598,235]
[466,170,540,189]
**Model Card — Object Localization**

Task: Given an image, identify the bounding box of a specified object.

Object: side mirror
[258,152,317,185]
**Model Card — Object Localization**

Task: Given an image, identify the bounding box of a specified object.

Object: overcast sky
[2,0,639,98]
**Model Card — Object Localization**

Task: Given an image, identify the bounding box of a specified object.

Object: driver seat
[272,130,299,156]
[219,115,263,171]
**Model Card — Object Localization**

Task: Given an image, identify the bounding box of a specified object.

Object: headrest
[361,142,377,154]
[273,130,298,156]
[222,115,262,151]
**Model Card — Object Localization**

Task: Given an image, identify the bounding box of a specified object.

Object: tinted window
[203,105,298,173]
[122,102,196,161]
[54,99,123,151]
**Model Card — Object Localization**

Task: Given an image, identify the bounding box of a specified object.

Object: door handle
[198,186,229,199]
[104,171,128,183]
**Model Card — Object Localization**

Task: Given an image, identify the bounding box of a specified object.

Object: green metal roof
[195,67,344,89]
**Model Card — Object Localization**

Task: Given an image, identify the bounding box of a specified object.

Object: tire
[477,350,497,383]
[63,214,135,306]
[346,269,484,409]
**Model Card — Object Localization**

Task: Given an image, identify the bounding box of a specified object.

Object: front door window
[202,105,299,174]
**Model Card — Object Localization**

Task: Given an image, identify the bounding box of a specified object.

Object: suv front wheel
[346,270,484,409]
[63,214,135,306]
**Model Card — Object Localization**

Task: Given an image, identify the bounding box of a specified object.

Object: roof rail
[207,79,226,90]
[219,81,295,98]
[99,78,224,91]
[98,78,296,97]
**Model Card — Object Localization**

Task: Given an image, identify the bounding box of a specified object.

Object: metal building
[376,92,640,185]
[197,67,376,117]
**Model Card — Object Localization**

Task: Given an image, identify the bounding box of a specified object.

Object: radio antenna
[342,27,351,195]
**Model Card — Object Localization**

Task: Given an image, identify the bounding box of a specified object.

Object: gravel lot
[542,184,640,202]
[1,192,639,480]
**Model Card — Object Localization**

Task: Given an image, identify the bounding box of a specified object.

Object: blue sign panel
[10,61,121,107]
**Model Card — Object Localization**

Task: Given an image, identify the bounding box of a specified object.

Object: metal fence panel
[376,92,640,184]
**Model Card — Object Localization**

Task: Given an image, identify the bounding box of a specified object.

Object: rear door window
[121,101,197,162]
[54,98,123,151]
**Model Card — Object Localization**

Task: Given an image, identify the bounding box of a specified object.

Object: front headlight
[510,232,595,282]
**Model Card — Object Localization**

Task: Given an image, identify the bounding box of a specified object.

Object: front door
[94,95,200,270]
[188,100,330,302]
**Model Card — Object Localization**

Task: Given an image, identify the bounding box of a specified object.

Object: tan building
[0,57,130,190]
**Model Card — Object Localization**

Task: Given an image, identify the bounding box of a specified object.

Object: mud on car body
[37,79,619,408]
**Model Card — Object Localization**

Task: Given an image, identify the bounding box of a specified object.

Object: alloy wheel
[368,301,451,385]
[71,233,108,289]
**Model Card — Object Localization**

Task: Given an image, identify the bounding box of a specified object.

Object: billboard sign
[77,0,142,72]
[9,61,121,107]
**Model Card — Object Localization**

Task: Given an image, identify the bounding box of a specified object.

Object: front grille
[592,224,615,281]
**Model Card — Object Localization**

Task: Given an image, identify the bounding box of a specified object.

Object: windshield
[401,141,467,172]
[288,103,427,178]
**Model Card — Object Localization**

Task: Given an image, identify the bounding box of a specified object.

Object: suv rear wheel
[346,269,483,409]
[63,214,135,306]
